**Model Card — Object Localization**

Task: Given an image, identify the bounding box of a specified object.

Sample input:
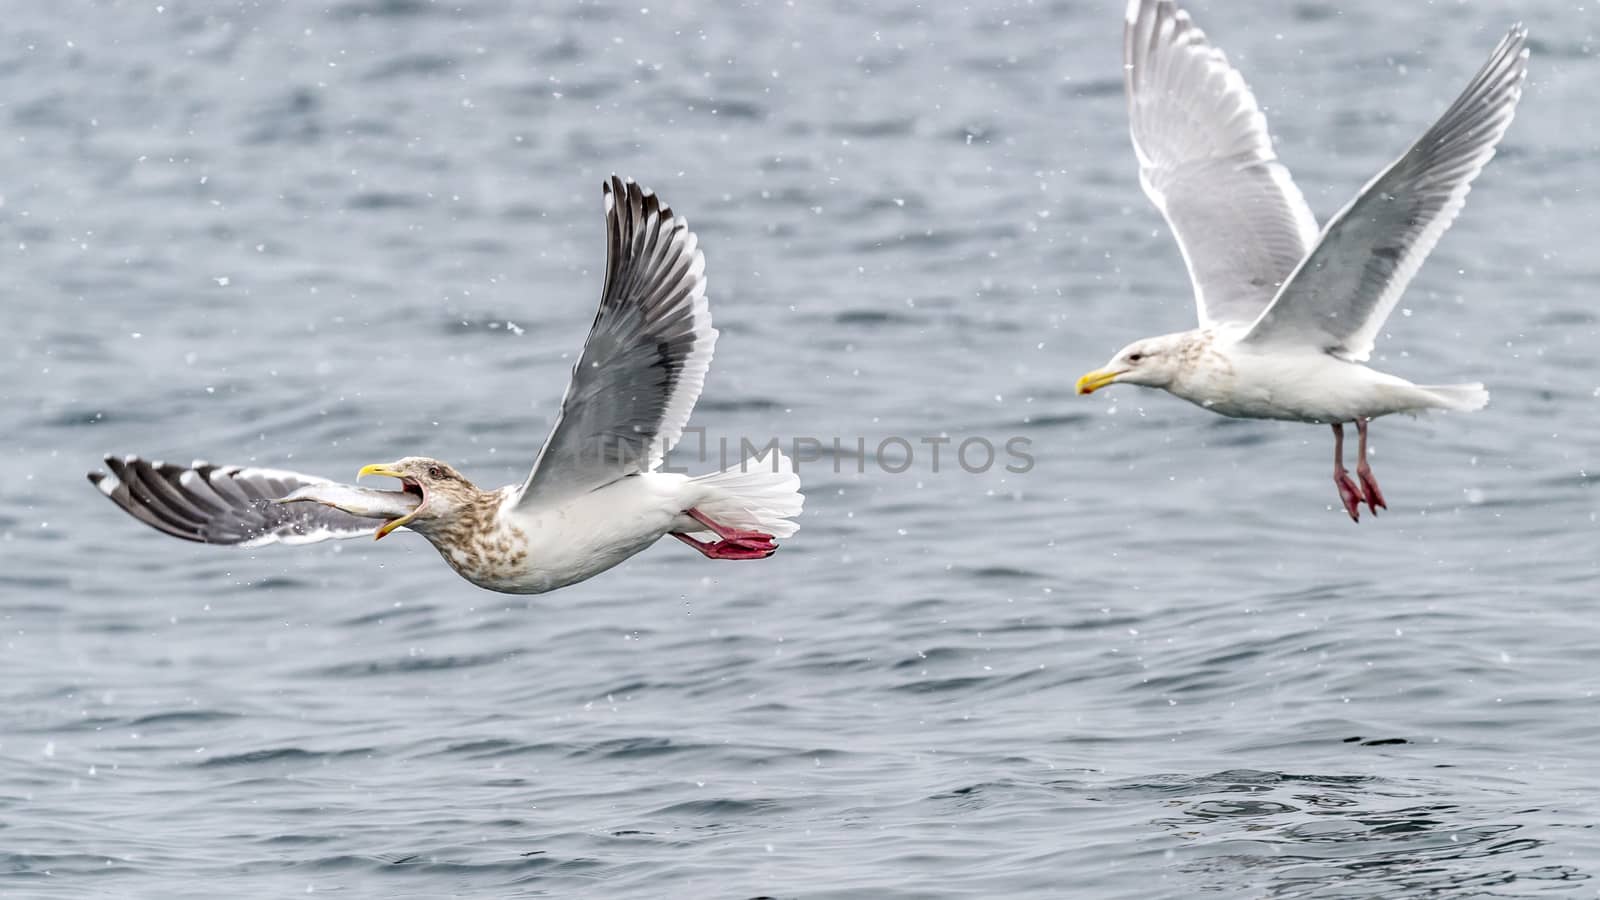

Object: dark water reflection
[1133,770,1592,898]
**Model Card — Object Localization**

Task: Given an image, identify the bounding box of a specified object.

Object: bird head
[356,457,478,539]
[1076,333,1191,394]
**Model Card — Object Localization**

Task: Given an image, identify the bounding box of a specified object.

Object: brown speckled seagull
[89,177,803,594]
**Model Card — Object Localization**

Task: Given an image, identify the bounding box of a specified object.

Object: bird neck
[411,486,525,588]
[1162,330,1234,404]
[410,485,505,547]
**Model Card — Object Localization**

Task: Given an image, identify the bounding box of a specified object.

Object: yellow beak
[1076,368,1123,395]
[357,463,417,540]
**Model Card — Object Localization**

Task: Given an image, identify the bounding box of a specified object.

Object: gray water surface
[4,0,1599,897]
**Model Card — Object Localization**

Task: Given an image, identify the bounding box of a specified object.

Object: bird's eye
[427,466,443,479]
[1128,353,1144,363]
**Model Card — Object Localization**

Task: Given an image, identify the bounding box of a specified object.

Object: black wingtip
[104,454,130,480]
[605,175,674,223]
[605,174,638,198]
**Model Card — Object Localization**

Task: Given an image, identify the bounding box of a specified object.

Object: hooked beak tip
[357,463,393,481]
[358,463,416,539]
[1076,369,1118,395]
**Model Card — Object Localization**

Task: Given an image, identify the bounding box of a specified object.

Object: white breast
[469,473,695,594]
[1169,344,1426,424]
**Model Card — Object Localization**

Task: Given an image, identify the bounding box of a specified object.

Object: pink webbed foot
[672,507,778,560]
[671,531,776,560]
[1357,464,1387,515]
[1353,418,1386,516]
[1334,469,1365,523]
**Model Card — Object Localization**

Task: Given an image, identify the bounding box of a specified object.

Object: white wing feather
[1243,26,1529,361]
[1125,0,1319,327]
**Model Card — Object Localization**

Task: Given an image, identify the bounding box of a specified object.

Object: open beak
[1075,368,1124,395]
[357,463,423,540]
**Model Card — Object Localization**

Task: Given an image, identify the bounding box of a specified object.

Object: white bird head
[1076,332,1195,394]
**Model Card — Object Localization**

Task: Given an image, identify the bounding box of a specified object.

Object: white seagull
[1077,0,1529,521]
[90,177,803,593]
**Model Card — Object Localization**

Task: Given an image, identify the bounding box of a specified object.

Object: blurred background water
[2,0,1597,897]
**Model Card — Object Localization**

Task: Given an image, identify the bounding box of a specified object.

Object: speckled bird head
[356,456,484,539]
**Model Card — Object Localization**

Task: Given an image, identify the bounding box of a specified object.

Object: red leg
[685,508,775,544]
[672,508,778,560]
[671,531,774,560]
[1332,423,1364,523]
[1355,417,1386,514]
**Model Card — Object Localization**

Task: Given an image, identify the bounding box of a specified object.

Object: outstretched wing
[514,176,716,510]
[1124,0,1319,327]
[1242,26,1529,361]
[88,455,394,547]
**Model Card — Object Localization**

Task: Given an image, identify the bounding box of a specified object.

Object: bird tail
[1421,382,1490,412]
[688,448,803,538]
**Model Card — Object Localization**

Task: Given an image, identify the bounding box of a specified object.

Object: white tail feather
[689,449,803,538]
[1422,382,1490,412]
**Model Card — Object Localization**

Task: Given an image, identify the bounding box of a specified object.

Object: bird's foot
[677,508,778,559]
[1356,463,1387,514]
[672,531,777,560]
[1334,468,1365,523]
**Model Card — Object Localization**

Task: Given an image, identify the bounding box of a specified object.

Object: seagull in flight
[90,177,803,592]
[1076,0,1528,521]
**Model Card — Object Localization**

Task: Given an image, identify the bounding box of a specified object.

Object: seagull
[1076,0,1528,521]
[89,177,803,593]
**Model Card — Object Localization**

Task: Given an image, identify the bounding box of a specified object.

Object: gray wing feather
[1242,26,1529,361]
[88,455,387,547]
[514,176,715,510]
[1125,0,1319,327]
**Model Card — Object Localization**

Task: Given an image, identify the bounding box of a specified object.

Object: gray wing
[514,176,715,510]
[88,455,390,547]
[1242,26,1529,361]
[1125,0,1319,327]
